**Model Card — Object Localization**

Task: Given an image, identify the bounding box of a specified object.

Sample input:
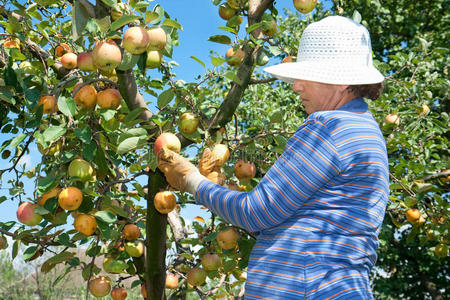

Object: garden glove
[198,148,219,176]
[158,148,206,194]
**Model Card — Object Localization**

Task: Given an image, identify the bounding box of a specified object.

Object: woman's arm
[195,118,341,232]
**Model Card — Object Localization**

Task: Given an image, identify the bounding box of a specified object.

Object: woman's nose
[292,80,304,93]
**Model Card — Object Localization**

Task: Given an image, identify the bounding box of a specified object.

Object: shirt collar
[336,97,369,113]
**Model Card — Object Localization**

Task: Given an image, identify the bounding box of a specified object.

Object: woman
[158,16,388,299]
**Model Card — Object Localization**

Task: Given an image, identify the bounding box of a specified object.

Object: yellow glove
[198,148,219,176]
[158,148,205,193]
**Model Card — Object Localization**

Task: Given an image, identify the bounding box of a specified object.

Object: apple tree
[0,0,448,299]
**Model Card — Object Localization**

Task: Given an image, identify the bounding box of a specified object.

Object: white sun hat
[264,16,384,85]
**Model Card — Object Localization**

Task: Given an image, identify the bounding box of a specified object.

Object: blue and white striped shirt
[196,98,389,299]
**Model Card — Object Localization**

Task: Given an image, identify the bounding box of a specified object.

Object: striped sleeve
[196,116,341,233]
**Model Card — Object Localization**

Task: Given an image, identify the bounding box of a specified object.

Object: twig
[389,172,416,197]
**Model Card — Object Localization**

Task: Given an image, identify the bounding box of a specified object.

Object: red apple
[77,51,97,72]
[201,253,221,271]
[110,287,127,300]
[92,40,122,72]
[60,52,78,69]
[293,0,317,13]
[211,144,230,166]
[165,273,179,289]
[0,235,6,249]
[216,227,239,250]
[226,48,245,67]
[97,88,122,109]
[154,132,181,155]
[234,160,256,181]
[179,112,199,134]
[123,26,150,55]
[17,202,43,226]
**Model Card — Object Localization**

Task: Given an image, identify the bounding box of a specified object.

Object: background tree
[0,0,448,299]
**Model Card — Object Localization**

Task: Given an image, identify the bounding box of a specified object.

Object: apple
[154,191,176,214]
[0,235,6,249]
[421,103,430,114]
[122,223,140,241]
[125,241,145,257]
[147,27,167,51]
[435,243,448,258]
[17,202,42,226]
[165,273,179,289]
[89,276,111,298]
[92,40,122,72]
[97,88,122,109]
[38,186,61,206]
[211,144,230,166]
[58,186,83,210]
[293,0,317,14]
[141,284,147,299]
[123,26,150,55]
[111,287,127,300]
[68,158,95,181]
[38,141,61,156]
[262,14,277,36]
[282,56,296,63]
[38,95,58,114]
[206,171,226,186]
[146,50,163,69]
[74,213,97,236]
[60,52,77,69]
[77,51,97,72]
[256,50,269,66]
[179,112,199,134]
[186,267,207,286]
[73,84,97,109]
[385,113,400,125]
[405,208,422,225]
[227,0,240,9]
[55,43,71,57]
[154,132,181,155]
[226,47,245,67]
[3,39,20,49]
[234,160,256,181]
[216,227,239,250]
[219,4,236,20]
[201,253,221,271]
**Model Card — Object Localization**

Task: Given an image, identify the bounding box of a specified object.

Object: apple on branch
[154,132,181,156]
[17,202,43,226]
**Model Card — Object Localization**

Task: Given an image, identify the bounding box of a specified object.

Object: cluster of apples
[16,158,96,235]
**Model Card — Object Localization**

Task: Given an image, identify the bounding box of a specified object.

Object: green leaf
[95,211,117,223]
[246,22,262,33]
[56,233,76,247]
[9,133,26,149]
[270,110,283,123]
[41,251,75,273]
[208,35,231,45]
[117,137,145,154]
[146,5,164,24]
[23,246,39,261]
[74,125,92,144]
[57,96,76,117]
[190,56,206,68]
[99,109,116,121]
[211,56,226,67]
[12,240,20,260]
[72,0,89,41]
[100,0,117,7]
[157,89,175,108]
[43,126,66,143]
[110,15,140,31]
[162,18,183,30]
[224,70,242,85]
[95,146,109,174]
[117,51,140,71]
[123,107,146,123]
[82,140,97,162]
[96,218,110,240]
[218,26,237,34]
[268,46,282,56]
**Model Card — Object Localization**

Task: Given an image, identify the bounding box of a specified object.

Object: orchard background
[0,0,448,299]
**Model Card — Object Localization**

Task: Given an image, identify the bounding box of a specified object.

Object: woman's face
[292,79,350,114]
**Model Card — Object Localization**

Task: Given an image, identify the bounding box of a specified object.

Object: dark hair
[347,82,384,100]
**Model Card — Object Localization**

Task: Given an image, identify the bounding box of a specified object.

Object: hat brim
[264,62,384,85]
